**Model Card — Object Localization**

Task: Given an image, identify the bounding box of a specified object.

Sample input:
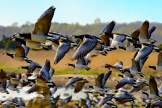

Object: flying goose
[122,29,141,51]
[113,88,136,104]
[64,76,88,93]
[89,43,107,56]
[0,69,10,94]
[149,75,162,100]
[99,20,115,46]
[71,34,103,60]
[123,53,148,76]
[102,61,123,72]
[139,20,157,44]
[113,92,136,104]
[7,73,21,92]
[94,71,112,92]
[39,60,54,80]
[134,43,154,62]
[11,6,56,43]
[115,78,135,89]
[66,57,91,71]
[18,61,42,73]
[97,94,114,106]
[10,37,52,50]
[151,101,162,107]
[3,43,31,62]
[129,80,149,93]
[54,40,71,64]
[146,52,162,71]
[110,33,132,49]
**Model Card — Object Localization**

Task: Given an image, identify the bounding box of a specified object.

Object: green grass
[0,65,159,77]
[0,65,24,73]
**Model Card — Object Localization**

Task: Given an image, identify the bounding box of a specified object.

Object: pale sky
[0,0,162,26]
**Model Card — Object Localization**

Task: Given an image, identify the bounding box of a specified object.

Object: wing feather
[33,6,55,35]
[54,41,70,64]
[140,20,149,39]
[157,52,162,66]
[149,75,158,96]
[15,43,25,56]
[74,81,85,93]
[71,38,97,60]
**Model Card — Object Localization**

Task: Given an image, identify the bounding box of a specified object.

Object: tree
[94,17,101,24]
[11,22,18,27]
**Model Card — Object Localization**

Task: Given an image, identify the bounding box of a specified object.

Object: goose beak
[70,35,76,39]
[60,37,67,41]
[101,65,106,68]
[10,36,15,40]
[2,52,6,55]
[97,39,104,44]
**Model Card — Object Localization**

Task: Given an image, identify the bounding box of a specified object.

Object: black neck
[15,38,26,45]
[68,63,75,68]
[104,33,113,38]
[148,65,156,70]
[20,66,29,70]
[6,53,14,58]
[20,33,31,39]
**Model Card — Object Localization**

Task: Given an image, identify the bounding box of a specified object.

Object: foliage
[1,21,162,47]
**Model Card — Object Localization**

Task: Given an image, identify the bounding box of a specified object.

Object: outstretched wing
[71,38,97,60]
[149,75,158,96]
[140,20,149,39]
[15,43,25,56]
[74,81,85,93]
[99,21,115,46]
[157,52,162,66]
[54,41,70,64]
[21,44,30,56]
[33,6,56,35]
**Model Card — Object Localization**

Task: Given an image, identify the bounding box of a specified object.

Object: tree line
[1,20,162,50]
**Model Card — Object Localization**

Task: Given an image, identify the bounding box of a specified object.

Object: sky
[0,0,162,26]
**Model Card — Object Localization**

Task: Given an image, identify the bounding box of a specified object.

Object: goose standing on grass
[2,43,31,62]
[71,34,103,60]
[146,52,162,71]
[66,57,91,71]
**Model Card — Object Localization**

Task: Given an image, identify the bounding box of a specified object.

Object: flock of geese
[1,5,162,108]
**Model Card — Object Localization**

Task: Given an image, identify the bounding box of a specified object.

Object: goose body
[71,34,103,60]
[66,57,91,71]
[134,43,153,62]
[3,43,31,62]
[102,61,123,72]
[146,52,162,71]
[11,6,56,44]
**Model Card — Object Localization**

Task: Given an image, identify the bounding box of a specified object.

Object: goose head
[83,66,91,71]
